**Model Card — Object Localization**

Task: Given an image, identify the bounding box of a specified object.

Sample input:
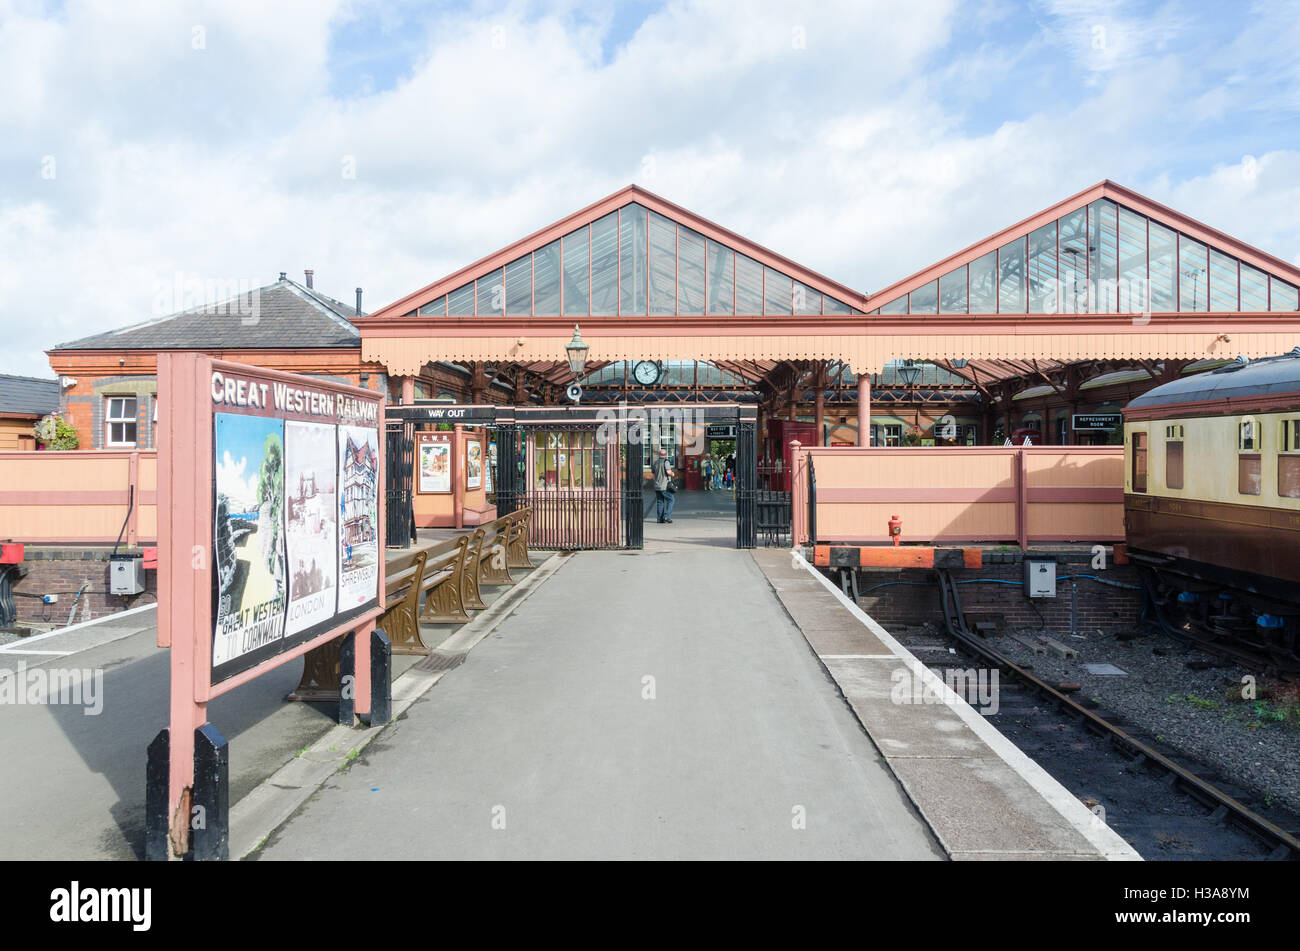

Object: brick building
[44,271,507,450]
[0,374,59,450]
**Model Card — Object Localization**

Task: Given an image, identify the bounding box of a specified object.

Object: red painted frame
[156,353,385,856]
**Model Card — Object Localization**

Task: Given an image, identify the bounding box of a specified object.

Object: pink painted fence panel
[0,450,158,545]
[789,445,1123,547]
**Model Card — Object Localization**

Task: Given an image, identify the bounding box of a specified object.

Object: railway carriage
[1122,350,1300,668]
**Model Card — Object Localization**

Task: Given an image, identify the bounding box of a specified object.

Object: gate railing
[384,420,414,549]
[623,438,644,549]
[755,460,792,547]
[735,419,757,549]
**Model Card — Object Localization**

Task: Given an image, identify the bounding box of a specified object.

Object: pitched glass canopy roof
[869,192,1300,316]
[409,202,860,319]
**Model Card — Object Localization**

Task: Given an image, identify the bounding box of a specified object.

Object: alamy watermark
[891,659,999,715]
[595,402,707,455]
[153,272,261,325]
[0,662,104,715]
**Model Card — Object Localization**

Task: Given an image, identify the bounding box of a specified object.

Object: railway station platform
[249,533,1138,861]
[753,548,1139,860]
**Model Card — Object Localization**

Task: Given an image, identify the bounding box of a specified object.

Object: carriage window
[1164,424,1184,490]
[1239,417,1257,451]
[1131,431,1147,493]
[1239,454,1262,495]
[1281,420,1300,498]
[1238,416,1261,495]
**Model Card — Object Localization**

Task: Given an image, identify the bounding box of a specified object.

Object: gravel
[905,619,1300,825]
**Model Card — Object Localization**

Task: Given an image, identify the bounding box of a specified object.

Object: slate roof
[51,277,363,351]
[0,374,60,417]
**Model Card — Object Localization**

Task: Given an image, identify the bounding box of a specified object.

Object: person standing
[702,455,713,492]
[652,447,676,523]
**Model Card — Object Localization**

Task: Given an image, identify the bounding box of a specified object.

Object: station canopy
[355,181,1300,388]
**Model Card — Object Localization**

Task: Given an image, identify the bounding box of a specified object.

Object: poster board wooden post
[151,353,385,859]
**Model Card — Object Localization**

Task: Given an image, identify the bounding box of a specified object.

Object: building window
[1131,431,1147,493]
[105,396,138,447]
[876,424,902,447]
[1165,424,1184,491]
[533,430,607,490]
[1280,419,1300,499]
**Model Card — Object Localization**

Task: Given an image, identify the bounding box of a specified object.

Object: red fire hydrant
[888,515,902,547]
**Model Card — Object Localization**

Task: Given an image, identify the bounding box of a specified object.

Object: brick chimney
[304,269,314,289]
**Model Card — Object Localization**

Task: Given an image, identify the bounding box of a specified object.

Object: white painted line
[791,549,1141,861]
[0,602,157,652]
[0,650,72,656]
[819,653,897,659]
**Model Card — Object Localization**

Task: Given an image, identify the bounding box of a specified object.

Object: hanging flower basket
[33,414,79,450]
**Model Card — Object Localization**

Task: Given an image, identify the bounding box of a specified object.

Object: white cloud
[0,0,1297,377]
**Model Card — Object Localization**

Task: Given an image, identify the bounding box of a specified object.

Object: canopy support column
[856,373,871,446]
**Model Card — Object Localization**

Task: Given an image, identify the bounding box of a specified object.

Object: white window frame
[105,396,138,448]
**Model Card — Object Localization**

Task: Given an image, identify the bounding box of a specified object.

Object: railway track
[922,568,1300,860]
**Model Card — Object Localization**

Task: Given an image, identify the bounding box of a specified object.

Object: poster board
[416,432,453,494]
[156,353,385,856]
[207,368,383,683]
[159,354,384,687]
[466,435,483,489]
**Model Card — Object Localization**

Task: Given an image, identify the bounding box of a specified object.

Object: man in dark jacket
[652,448,676,523]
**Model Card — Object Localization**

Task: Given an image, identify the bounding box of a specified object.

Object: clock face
[633,361,660,385]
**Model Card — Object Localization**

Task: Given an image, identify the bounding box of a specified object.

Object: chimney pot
[279,271,286,281]
[355,287,363,315]
[304,269,314,289]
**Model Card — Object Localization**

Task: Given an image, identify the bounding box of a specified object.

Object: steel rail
[935,568,1298,860]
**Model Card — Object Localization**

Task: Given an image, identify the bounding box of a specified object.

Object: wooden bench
[506,507,532,569]
[288,548,429,699]
[289,520,508,694]
[416,534,472,629]
[383,547,431,654]
[475,512,516,588]
[477,508,531,588]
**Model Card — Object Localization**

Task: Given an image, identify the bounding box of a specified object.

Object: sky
[2,0,1299,377]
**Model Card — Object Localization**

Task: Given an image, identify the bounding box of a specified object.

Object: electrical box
[109,553,145,595]
[1024,559,1057,598]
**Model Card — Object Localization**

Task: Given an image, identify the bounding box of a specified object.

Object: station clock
[633,360,662,386]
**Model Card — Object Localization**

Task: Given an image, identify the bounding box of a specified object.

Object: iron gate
[755,460,792,547]
[384,419,414,549]
[493,423,523,517]
[623,435,644,549]
[735,420,757,549]
[520,422,642,550]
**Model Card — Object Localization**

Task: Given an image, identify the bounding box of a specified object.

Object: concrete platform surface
[752,548,1140,861]
[254,547,944,860]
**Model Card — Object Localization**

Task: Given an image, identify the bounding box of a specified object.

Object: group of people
[700,452,736,491]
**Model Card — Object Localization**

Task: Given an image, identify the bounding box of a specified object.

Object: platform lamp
[566,324,590,376]
[897,359,923,387]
